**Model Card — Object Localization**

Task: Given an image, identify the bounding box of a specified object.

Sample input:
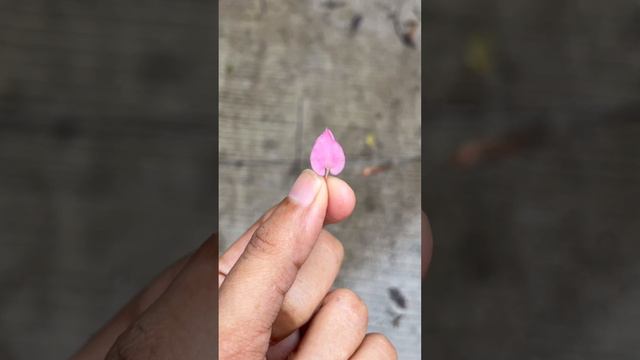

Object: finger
[290,289,368,359]
[218,206,276,286]
[349,333,398,360]
[72,252,193,359]
[325,175,356,224]
[422,211,433,277]
[266,330,301,360]
[271,229,344,341]
[218,175,355,286]
[219,169,329,357]
[106,234,220,359]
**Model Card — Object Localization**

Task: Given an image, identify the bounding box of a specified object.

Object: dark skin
[73,170,433,359]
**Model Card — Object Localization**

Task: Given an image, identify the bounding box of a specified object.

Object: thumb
[219,169,328,358]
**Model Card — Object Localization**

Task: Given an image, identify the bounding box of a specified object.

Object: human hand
[219,169,396,359]
[73,170,397,359]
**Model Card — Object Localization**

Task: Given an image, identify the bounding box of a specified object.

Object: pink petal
[309,128,346,176]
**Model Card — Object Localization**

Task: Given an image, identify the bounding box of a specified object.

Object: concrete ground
[219,1,421,358]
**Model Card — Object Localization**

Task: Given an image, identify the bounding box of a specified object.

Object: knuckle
[246,226,279,258]
[366,333,398,359]
[326,288,368,322]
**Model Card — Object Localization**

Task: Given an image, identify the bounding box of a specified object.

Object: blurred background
[219,0,421,358]
[0,1,217,358]
[423,0,640,359]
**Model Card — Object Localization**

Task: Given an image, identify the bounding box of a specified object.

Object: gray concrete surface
[0,1,217,359]
[219,0,421,358]
[423,0,640,359]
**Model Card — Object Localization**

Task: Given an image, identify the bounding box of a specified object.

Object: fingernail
[288,169,322,207]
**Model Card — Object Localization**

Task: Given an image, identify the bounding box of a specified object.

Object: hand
[73,170,397,359]
[219,169,396,359]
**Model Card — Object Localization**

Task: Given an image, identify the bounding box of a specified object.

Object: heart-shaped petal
[309,128,346,176]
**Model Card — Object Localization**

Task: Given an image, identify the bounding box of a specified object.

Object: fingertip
[325,176,356,224]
